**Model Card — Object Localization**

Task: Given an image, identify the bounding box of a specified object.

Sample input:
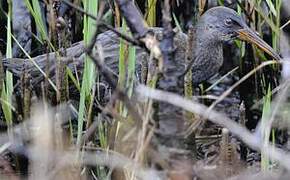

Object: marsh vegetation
[0,0,289,179]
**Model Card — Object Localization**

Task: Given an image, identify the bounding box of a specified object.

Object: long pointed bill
[237,28,281,61]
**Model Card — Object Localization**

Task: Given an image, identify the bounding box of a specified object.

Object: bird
[188,6,280,84]
[2,6,280,90]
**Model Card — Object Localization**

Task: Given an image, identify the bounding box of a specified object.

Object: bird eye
[224,18,233,26]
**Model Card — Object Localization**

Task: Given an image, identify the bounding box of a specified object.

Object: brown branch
[114,0,148,38]
[114,0,162,61]
[156,1,192,178]
[157,0,186,142]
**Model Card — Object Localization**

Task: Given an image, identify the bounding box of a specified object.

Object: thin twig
[61,0,141,46]
[136,85,290,171]
[86,47,143,129]
[207,60,279,112]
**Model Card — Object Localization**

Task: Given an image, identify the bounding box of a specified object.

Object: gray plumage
[2,7,279,88]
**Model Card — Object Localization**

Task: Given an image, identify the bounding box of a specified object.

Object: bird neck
[190,26,224,84]
[195,26,223,53]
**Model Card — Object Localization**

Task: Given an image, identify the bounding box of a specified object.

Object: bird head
[199,6,280,60]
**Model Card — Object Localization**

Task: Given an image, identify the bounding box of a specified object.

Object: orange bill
[237,28,281,61]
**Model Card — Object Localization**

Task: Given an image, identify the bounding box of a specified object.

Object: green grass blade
[2,0,13,126]
[11,34,58,91]
[76,0,98,146]
[146,0,157,26]
[6,1,12,58]
[265,0,277,17]
[2,72,13,124]
[261,85,272,171]
[24,0,47,41]
[172,13,182,32]
[24,0,56,51]
[67,67,80,91]
[126,45,136,97]
[118,20,127,88]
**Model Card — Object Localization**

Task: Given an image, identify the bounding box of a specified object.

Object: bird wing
[2,28,188,87]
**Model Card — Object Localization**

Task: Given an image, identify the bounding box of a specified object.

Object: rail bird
[2,6,280,89]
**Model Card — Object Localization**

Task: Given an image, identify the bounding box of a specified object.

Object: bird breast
[190,41,224,85]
